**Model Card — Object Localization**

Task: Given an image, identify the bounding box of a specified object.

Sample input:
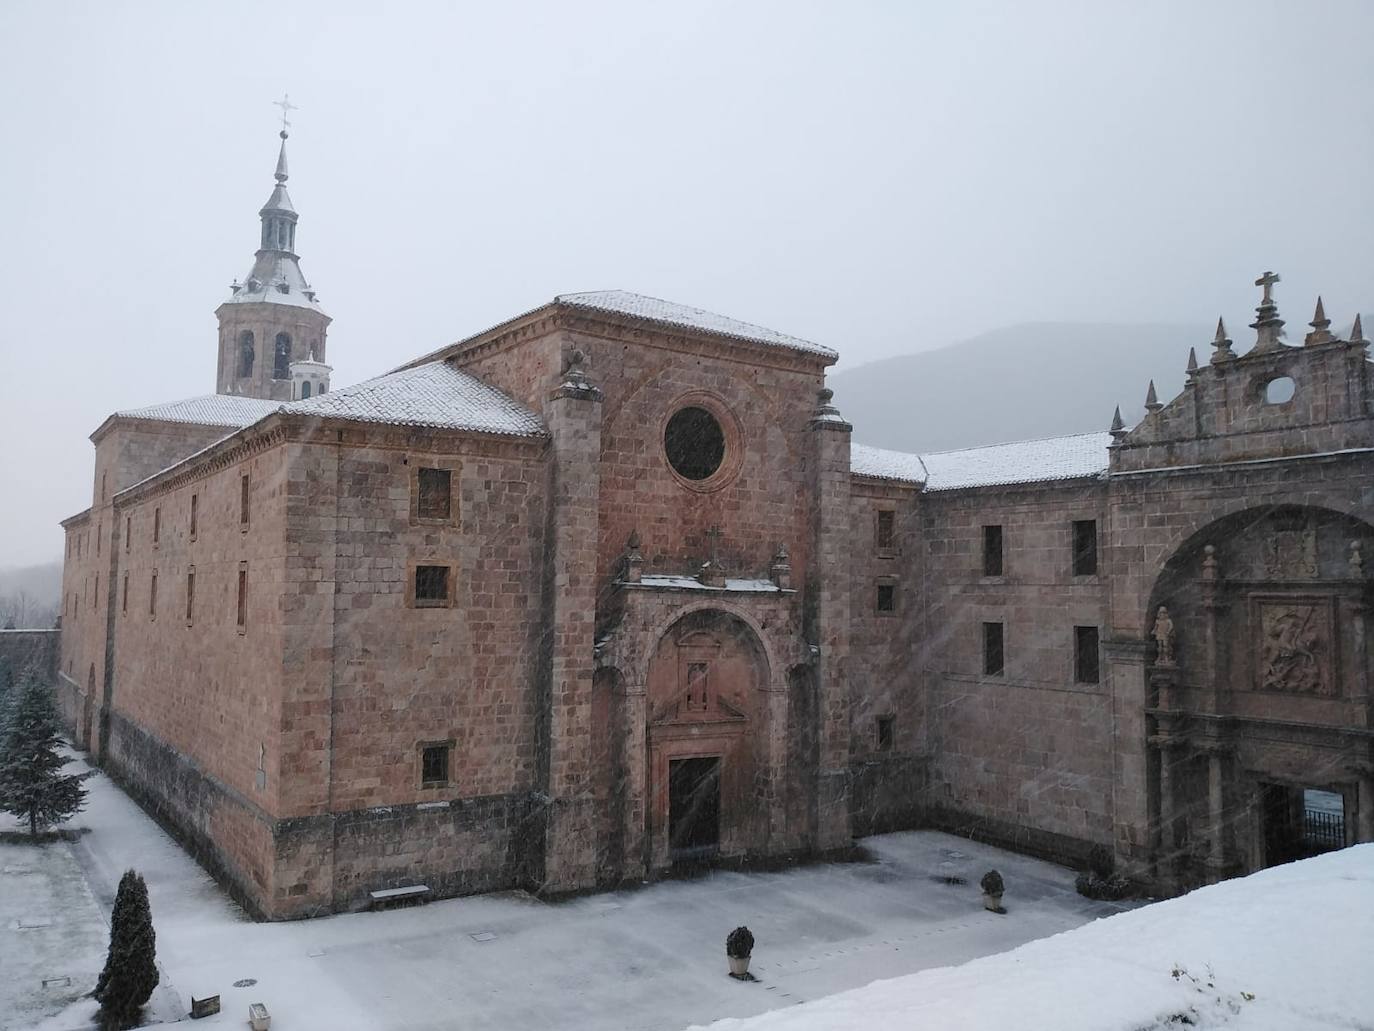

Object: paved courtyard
[3,752,1140,1030]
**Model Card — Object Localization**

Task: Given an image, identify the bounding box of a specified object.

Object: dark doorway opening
[669,756,721,861]
[1262,784,1345,867]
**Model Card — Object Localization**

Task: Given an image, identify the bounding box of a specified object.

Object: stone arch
[632,598,785,694]
[641,608,773,869]
[1144,502,1374,889]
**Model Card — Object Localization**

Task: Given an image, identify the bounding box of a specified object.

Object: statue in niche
[1260,605,1325,694]
[1152,606,1176,666]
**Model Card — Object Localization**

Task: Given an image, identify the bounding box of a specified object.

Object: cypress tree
[94,869,160,1030]
[0,673,90,835]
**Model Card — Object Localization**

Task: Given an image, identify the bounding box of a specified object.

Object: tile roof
[114,394,280,429]
[281,360,545,436]
[852,432,1113,491]
[556,291,838,360]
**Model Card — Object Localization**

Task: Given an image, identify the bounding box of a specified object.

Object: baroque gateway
[55,132,1374,918]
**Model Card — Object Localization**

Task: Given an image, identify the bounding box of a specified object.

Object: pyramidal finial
[1109,405,1128,443]
[1186,346,1199,374]
[1305,295,1333,346]
[1210,317,1235,364]
[274,133,289,184]
[1351,313,1367,345]
[1144,379,1161,413]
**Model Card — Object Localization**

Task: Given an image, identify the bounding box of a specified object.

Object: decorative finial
[1350,541,1364,578]
[1350,313,1367,346]
[770,543,792,590]
[1109,405,1127,443]
[1144,379,1161,413]
[1202,543,1219,581]
[273,93,297,137]
[1305,296,1333,346]
[810,385,850,428]
[1186,346,1199,375]
[1250,270,1285,352]
[1210,317,1235,364]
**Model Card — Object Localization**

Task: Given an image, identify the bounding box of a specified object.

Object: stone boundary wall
[925,802,1097,870]
[0,628,60,684]
[849,755,927,836]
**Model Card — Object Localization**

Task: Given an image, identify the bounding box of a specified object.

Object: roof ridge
[917,429,1110,458]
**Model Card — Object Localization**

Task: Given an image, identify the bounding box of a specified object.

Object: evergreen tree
[0,673,90,835]
[93,869,160,1030]
[0,656,13,719]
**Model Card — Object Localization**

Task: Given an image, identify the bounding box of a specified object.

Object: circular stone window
[1263,376,1296,404]
[664,406,726,481]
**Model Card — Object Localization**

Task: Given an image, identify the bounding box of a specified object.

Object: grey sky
[1,0,1371,566]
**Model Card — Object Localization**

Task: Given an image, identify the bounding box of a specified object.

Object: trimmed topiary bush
[980,870,1004,896]
[726,925,755,958]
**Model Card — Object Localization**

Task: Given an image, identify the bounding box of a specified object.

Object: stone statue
[1152,605,1176,666]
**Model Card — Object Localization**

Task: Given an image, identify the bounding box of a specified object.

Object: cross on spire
[1255,270,1280,305]
[273,94,298,137]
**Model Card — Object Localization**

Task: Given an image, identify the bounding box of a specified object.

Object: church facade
[55,134,1374,919]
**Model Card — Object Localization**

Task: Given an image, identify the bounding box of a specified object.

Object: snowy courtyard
[4,751,1137,1031]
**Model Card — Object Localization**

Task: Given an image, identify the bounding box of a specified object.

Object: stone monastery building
[57,131,1374,919]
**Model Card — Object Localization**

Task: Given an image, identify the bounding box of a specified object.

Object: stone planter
[729,954,751,978]
[983,891,1003,912]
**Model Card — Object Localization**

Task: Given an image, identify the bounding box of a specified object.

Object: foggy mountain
[0,559,62,627]
[829,316,1371,456]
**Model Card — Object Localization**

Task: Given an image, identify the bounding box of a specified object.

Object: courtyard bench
[369,884,431,909]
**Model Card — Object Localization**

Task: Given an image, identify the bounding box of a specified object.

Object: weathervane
[273,94,298,137]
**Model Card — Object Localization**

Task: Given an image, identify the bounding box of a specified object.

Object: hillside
[829,315,1370,456]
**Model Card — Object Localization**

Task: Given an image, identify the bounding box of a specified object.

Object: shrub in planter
[1076,846,1132,900]
[726,926,755,978]
[1088,844,1115,881]
[980,870,1005,913]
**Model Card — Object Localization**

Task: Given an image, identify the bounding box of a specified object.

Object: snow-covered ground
[695,844,1374,1031]
[4,750,1136,1030]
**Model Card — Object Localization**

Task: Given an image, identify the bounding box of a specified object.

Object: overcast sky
[1,0,1371,566]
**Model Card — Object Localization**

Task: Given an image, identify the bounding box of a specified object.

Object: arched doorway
[643,609,770,870]
[1145,504,1374,889]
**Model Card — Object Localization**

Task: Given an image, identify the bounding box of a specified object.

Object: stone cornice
[60,507,92,529]
[114,416,290,508]
[1109,445,1374,482]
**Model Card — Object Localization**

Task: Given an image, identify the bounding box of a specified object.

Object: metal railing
[1303,808,1345,851]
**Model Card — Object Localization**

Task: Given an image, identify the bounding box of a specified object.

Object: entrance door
[1262,784,1346,866]
[669,756,721,860]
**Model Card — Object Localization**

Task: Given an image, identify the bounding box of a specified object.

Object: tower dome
[289,350,331,400]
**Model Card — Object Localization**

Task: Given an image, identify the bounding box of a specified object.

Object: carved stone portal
[1263,519,1318,579]
[1256,598,1332,695]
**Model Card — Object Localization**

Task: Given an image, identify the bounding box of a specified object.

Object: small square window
[875,509,895,551]
[983,525,1003,577]
[983,621,1004,677]
[875,715,895,752]
[1074,625,1100,684]
[415,565,450,607]
[421,744,450,787]
[876,583,896,613]
[417,468,452,521]
[1072,520,1098,576]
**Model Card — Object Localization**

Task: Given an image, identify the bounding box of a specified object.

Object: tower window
[153,506,161,546]
[238,331,255,378]
[1074,626,1101,684]
[186,568,196,625]
[983,525,1003,577]
[983,621,1004,677]
[415,565,451,607]
[300,381,312,399]
[273,333,292,379]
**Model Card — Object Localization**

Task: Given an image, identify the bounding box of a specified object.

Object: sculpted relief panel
[1252,596,1334,696]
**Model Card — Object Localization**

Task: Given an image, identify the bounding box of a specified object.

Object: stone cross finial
[1255,270,1280,304]
[1250,270,1285,353]
[273,94,297,135]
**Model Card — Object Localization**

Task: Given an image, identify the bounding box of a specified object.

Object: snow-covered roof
[221,251,324,311]
[280,360,545,436]
[113,394,280,429]
[629,574,786,593]
[556,291,838,360]
[852,432,1112,491]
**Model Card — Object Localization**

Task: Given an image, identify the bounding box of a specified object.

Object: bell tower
[216,99,330,400]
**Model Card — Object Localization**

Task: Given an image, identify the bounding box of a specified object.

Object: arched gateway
[1146,505,1374,890]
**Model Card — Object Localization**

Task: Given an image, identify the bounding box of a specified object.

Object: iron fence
[1303,808,1345,851]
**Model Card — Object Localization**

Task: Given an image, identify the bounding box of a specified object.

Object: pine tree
[0,673,91,835]
[93,869,160,1030]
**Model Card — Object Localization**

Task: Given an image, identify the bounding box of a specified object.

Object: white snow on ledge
[852,431,1112,491]
[696,845,1374,1031]
[626,575,786,593]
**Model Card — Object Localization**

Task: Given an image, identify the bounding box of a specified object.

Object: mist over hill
[0,559,62,628]
[829,316,1370,456]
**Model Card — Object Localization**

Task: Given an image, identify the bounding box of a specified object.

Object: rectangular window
[190,494,199,540]
[982,621,1004,676]
[983,525,1003,577]
[153,506,161,546]
[125,516,131,552]
[417,468,452,521]
[875,715,895,752]
[876,582,896,613]
[121,574,128,615]
[240,474,251,527]
[93,573,99,608]
[875,509,895,551]
[97,523,101,556]
[149,571,158,619]
[1072,520,1098,576]
[237,567,248,629]
[421,744,451,787]
[186,568,196,624]
[415,565,450,607]
[1075,625,1101,684]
